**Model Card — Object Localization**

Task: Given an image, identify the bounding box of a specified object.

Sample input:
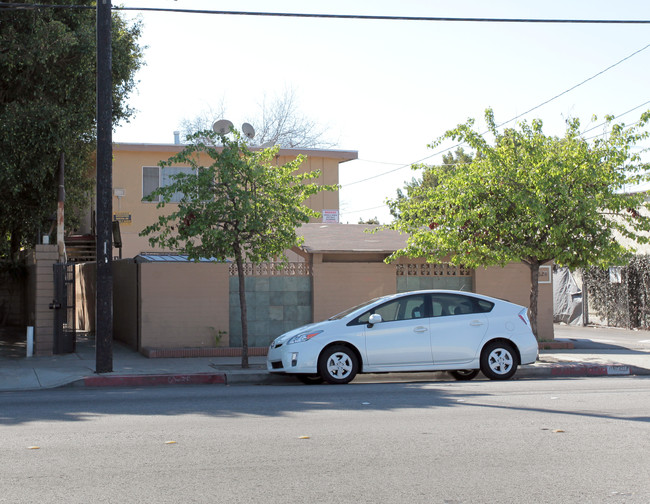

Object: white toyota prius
[267,290,538,384]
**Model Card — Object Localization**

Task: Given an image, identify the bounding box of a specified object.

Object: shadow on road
[1,377,649,427]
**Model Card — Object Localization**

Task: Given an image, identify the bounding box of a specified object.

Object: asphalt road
[2,378,649,503]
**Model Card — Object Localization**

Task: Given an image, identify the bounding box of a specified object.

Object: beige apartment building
[102,142,355,258]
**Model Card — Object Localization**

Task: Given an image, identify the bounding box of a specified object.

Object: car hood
[272,319,334,345]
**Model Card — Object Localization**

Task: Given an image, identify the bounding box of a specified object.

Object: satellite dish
[212,119,234,134]
[242,122,255,139]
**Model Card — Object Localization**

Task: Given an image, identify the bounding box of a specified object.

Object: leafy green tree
[140,130,337,367]
[0,1,143,259]
[388,108,650,339]
[391,147,473,219]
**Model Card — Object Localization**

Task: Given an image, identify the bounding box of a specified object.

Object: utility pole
[96,0,113,373]
[56,151,66,264]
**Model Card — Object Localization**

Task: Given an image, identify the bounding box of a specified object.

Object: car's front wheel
[480,341,519,380]
[449,369,479,381]
[318,345,358,384]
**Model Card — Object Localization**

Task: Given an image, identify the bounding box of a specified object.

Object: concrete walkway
[1,325,649,391]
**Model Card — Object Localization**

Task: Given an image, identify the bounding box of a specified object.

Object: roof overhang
[112,142,358,163]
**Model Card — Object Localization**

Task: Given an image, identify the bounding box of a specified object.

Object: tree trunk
[527,260,540,340]
[9,229,21,262]
[235,250,249,368]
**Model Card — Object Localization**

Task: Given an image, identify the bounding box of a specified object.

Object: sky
[113,0,650,224]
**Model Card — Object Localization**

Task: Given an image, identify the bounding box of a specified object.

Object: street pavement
[1,324,649,391]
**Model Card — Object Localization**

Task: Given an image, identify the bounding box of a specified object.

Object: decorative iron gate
[52,263,76,354]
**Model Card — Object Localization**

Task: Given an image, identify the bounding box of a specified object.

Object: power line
[110,8,650,24]
[356,158,404,166]
[340,204,387,215]
[580,100,650,136]
[2,3,650,24]
[5,1,648,200]
[495,44,650,130]
[344,98,650,217]
[342,42,650,188]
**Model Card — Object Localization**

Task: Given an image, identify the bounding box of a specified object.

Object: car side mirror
[368,313,382,327]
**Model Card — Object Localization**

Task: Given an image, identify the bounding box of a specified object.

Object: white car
[267,290,538,384]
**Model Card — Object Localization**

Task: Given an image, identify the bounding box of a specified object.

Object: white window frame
[142,166,161,202]
[142,166,193,203]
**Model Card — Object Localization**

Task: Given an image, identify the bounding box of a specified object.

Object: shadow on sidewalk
[556,338,650,354]
[0,326,26,359]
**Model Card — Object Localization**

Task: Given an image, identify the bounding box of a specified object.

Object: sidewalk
[1,325,649,391]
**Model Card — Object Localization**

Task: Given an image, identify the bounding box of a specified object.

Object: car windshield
[327,296,388,320]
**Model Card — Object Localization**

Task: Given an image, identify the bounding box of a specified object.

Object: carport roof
[135,254,225,263]
[296,223,408,254]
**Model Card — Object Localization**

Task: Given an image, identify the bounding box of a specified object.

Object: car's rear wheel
[449,369,479,381]
[480,341,519,380]
[318,345,358,384]
[296,374,325,385]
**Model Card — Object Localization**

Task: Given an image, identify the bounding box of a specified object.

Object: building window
[142,166,194,203]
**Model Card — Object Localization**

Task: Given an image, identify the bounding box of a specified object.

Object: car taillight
[518,309,529,326]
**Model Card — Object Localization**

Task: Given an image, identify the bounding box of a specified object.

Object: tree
[140,129,337,367]
[179,88,335,148]
[390,147,473,219]
[387,108,650,339]
[0,1,144,260]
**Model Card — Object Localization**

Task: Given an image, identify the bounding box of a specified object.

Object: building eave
[112,142,358,163]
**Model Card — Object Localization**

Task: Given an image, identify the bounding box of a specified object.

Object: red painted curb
[539,342,575,350]
[551,365,607,376]
[548,364,632,377]
[83,373,227,387]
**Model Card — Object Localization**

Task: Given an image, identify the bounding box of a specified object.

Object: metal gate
[52,263,76,354]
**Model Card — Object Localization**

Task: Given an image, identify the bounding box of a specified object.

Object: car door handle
[469,320,484,326]
[414,326,428,333]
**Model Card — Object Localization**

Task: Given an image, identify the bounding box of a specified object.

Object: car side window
[431,294,494,317]
[352,295,428,325]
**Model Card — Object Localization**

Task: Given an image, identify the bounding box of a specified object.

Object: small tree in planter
[141,129,336,367]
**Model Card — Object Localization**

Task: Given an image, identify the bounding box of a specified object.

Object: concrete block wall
[397,275,473,292]
[475,263,554,341]
[229,275,312,347]
[311,259,396,322]
[139,262,230,349]
[28,245,58,356]
[50,257,555,353]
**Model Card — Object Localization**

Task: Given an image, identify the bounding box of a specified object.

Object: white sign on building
[322,210,339,223]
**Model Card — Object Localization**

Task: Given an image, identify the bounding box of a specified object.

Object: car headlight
[287,330,323,345]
